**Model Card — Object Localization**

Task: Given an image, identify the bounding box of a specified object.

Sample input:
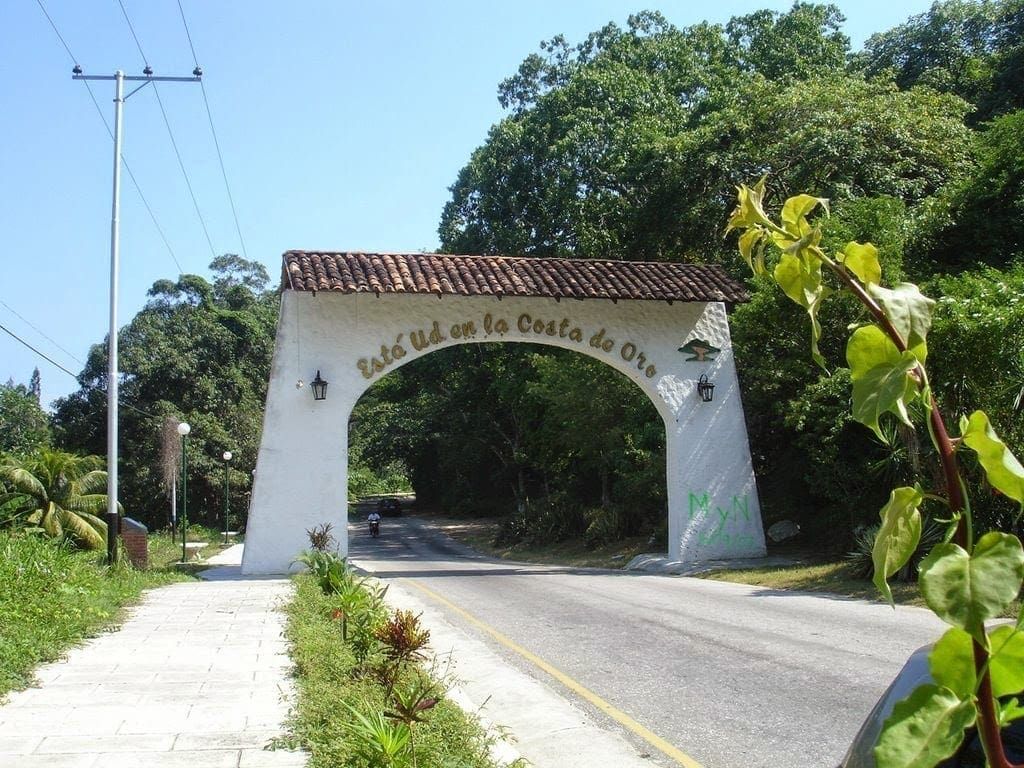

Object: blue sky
[2,1,934,407]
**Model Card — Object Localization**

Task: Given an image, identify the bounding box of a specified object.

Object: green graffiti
[688,491,755,550]
[688,491,710,519]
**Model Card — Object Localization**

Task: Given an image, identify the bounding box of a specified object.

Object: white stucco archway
[241,252,766,574]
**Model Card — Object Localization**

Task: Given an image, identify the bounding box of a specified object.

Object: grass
[283,572,504,768]
[696,560,927,606]
[0,530,193,698]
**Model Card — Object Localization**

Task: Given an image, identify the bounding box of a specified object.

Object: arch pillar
[241,290,766,574]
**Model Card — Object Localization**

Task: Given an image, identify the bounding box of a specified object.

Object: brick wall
[119,517,148,569]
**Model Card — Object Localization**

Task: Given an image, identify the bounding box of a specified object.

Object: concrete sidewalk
[0,546,305,768]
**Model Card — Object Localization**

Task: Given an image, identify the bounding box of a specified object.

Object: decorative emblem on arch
[678,337,720,362]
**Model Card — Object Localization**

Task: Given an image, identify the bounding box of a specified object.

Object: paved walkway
[0,546,306,768]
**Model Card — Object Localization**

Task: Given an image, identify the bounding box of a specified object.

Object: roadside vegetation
[697,561,925,605]
[282,530,503,768]
[0,529,202,698]
[0,444,231,700]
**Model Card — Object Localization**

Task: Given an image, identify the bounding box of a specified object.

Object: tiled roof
[284,249,749,303]
[281,251,748,303]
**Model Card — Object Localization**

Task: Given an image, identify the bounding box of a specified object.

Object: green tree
[724,2,849,80]
[910,109,1024,274]
[434,4,979,552]
[0,378,50,455]
[52,257,277,530]
[0,450,111,549]
[928,263,1024,537]
[856,0,1024,123]
[351,344,666,544]
[441,12,972,267]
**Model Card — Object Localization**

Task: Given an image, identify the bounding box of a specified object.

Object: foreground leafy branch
[728,179,1024,768]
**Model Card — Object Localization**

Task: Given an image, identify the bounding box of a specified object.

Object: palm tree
[0,450,115,549]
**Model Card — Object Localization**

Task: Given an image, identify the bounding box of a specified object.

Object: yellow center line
[403,577,705,768]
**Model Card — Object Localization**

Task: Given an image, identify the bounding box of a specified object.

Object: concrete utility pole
[72,66,202,565]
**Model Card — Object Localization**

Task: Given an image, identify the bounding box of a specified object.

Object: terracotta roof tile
[281,251,748,304]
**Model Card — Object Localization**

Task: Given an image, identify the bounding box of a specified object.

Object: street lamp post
[222,451,232,543]
[177,422,191,563]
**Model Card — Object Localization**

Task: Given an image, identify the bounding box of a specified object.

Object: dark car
[377,498,403,517]
[840,645,1024,767]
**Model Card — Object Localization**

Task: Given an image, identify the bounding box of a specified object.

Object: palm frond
[57,508,105,549]
[65,494,113,516]
[0,466,47,500]
[42,502,62,538]
[73,470,109,496]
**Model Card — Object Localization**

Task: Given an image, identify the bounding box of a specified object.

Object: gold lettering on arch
[356,313,658,381]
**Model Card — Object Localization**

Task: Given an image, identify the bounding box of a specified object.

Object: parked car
[840,644,1024,767]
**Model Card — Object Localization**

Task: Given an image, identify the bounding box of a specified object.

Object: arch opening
[349,342,670,557]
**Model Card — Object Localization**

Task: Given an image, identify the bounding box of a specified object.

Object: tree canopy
[52,257,277,530]
[440,6,973,270]
[0,373,50,456]
[856,0,1024,123]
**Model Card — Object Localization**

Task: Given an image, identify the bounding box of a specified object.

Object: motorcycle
[368,519,380,538]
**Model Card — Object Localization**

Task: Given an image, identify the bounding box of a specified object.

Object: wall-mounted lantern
[696,374,715,403]
[310,370,328,401]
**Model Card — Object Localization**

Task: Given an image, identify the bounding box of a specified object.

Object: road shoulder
[371,574,667,768]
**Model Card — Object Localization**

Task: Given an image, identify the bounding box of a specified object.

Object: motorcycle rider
[367,509,381,537]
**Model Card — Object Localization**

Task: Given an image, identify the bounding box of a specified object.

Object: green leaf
[847,325,919,440]
[727,178,772,232]
[989,625,1024,698]
[867,282,935,356]
[847,325,902,378]
[852,357,919,442]
[874,684,975,768]
[841,241,882,285]
[929,628,975,699]
[774,251,831,368]
[998,698,1024,727]
[960,411,1024,508]
[738,229,768,276]
[781,193,828,237]
[919,533,1024,640]
[872,486,924,605]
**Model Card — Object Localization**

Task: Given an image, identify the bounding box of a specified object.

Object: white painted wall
[242,290,766,574]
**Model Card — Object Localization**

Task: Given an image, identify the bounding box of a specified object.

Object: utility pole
[72,66,202,565]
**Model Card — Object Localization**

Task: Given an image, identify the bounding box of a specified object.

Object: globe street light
[222,450,233,543]
[177,422,191,563]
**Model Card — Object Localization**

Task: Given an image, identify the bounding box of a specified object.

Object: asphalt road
[349,515,949,768]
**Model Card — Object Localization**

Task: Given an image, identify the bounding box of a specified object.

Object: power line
[34,0,183,274]
[0,320,158,420]
[0,299,84,365]
[0,320,80,379]
[117,0,218,261]
[176,0,249,260]
[116,0,147,65]
[34,0,76,62]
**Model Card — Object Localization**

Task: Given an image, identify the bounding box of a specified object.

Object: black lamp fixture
[696,374,715,403]
[310,370,328,401]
